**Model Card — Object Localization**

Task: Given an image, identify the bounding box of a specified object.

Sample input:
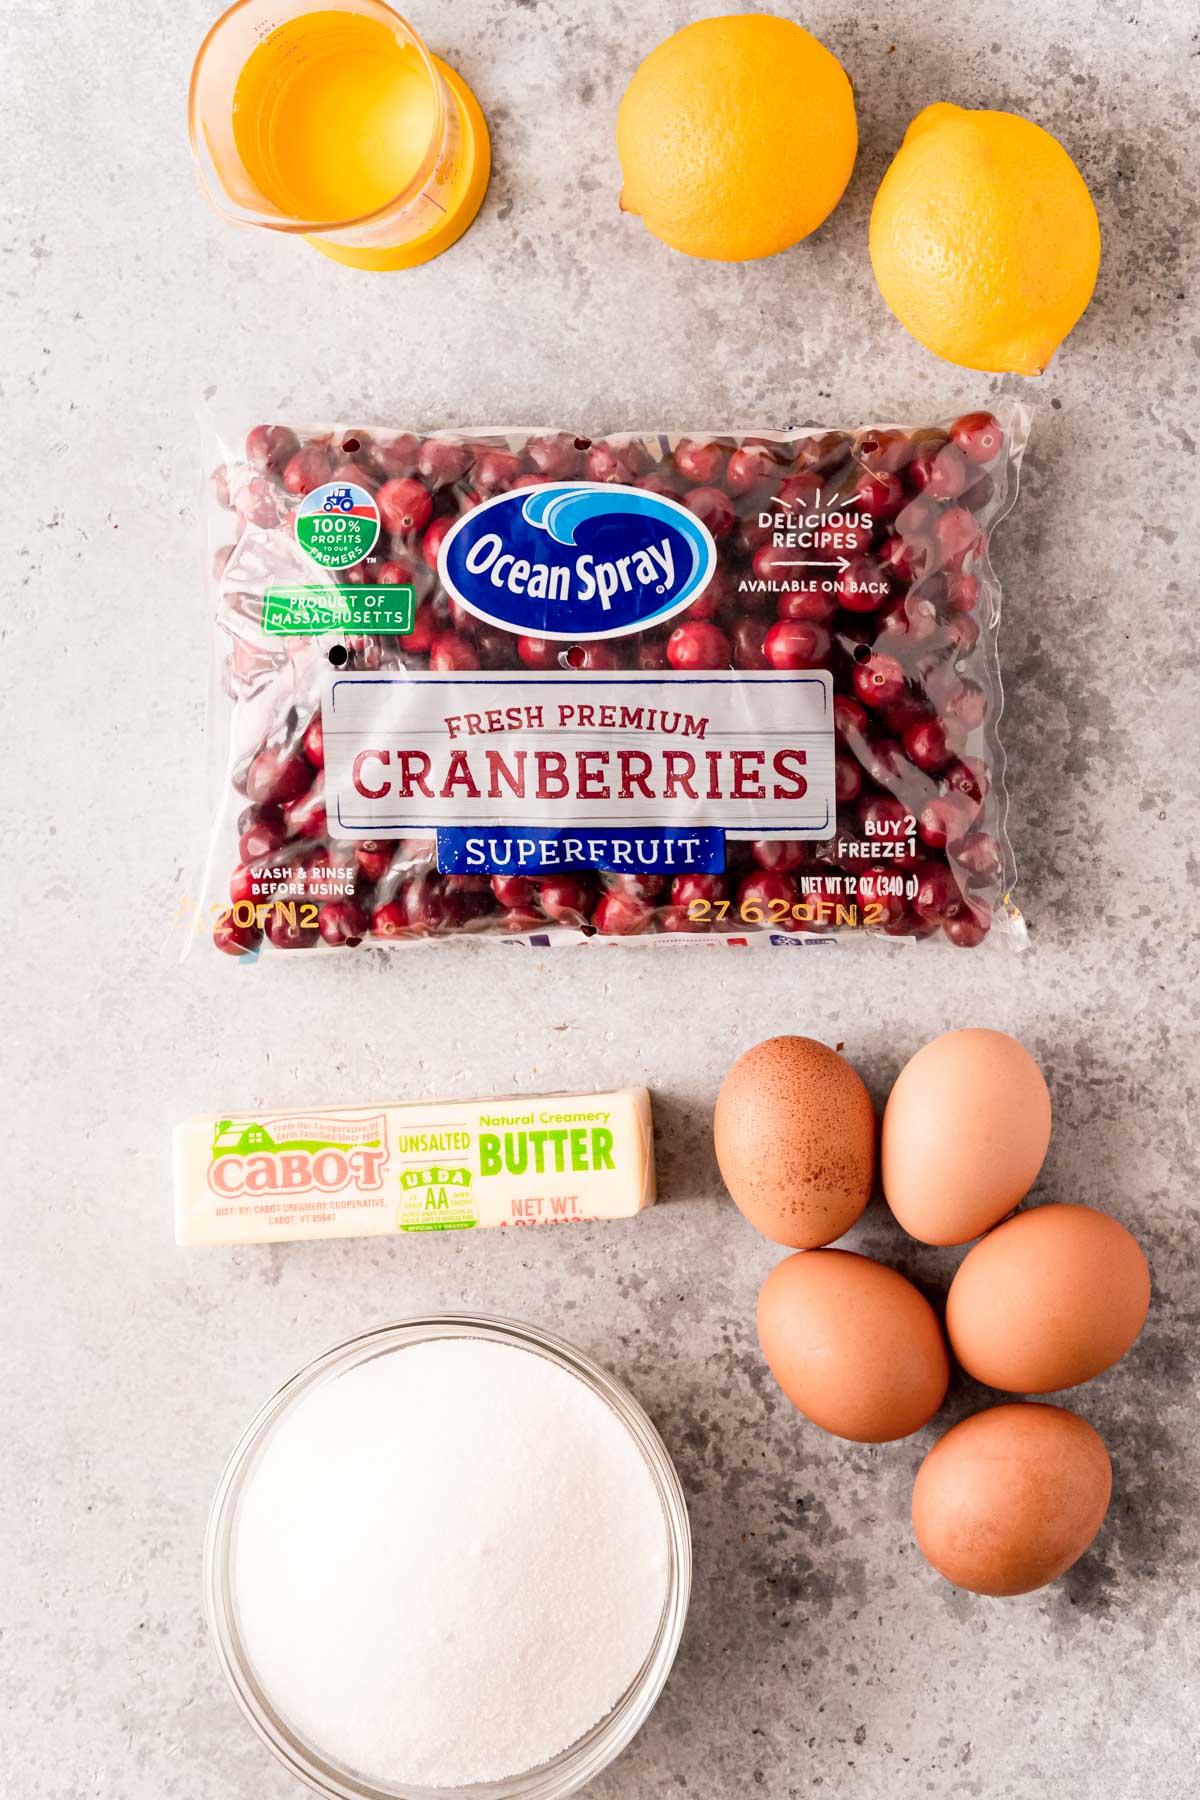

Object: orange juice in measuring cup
[188,0,490,270]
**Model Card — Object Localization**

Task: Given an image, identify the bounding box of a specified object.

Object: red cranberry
[748,840,805,873]
[592,891,654,935]
[265,904,319,949]
[950,411,1004,464]
[879,533,931,583]
[527,434,584,478]
[857,864,908,927]
[753,541,803,587]
[639,635,671,670]
[474,449,522,494]
[726,444,781,495]
[318,900,368,947]
[658,904,708,934]
[837,557,892,613]
[674,439,727,484]
[883,690,934,737]
[491,874,535,906]
[667,621,730,669]
[852,651,906,710]
[608,872,668,901]
[418,440,474,486]
[303,713,325,771]
[683,566,727,619]
[671,873,727,905]
[378,478,433,537]
[943,679,988,732]
[856,429,910,473]
[684,486,735,539]
[933,505,980,567]
[355,840,393,882]
[422,515,456,570]
[636,471,681,497]
[246,745,313,806]
[778,585,837,623]
[246,424,299,476]
[943,613,981,658]
[371,899,408,938]
[213,914,262,957]
[833,695,868,742]
[329,460,378,492]
[400,601,437,653]
[401,876,455,933]
[537,876,594,922]
[854,469,904,521]
[282,784,327,839]
[235,477,280,528]
[776,471,823,510]
[518,635,561,669]
[910,443,968,500]
[764,620,830,670]
[730,617,770,668]
[565,642,622,671]
[796,432,850,477]
[238,806,288,863]
[585,443,636,484]
[476,626,518,669]
[282,447,332,496]
[737,870,798,915]
[946,572,980,614]
[962,473,996,513]
[918,791,979,849]
[229,864,265,905]
[448,596,479,636]
[903,717,960,774]
[367,433,420,478]
[944,906,991,948]
[377,557,415,587]
[912,862,969,924]
[430,632,480,672]
[946,756,991,805]
[955,830,1004,884]
[835,754,863,804]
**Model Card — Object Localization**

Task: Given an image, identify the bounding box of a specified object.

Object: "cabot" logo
[438,481,717,640]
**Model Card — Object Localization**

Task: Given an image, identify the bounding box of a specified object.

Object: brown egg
[758,1250,950,1442]
[912,1403,1112,1595]
[881,1029,1051,1245]
[714,1036,876,1247]
[946,1203,1151,1393]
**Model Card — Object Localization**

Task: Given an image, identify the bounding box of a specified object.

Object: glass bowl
[204,1314,691,1798]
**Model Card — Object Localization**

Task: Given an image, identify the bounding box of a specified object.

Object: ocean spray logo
[438,482,717,639]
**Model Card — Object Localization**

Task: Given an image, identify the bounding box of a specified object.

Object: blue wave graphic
[522,483,709,598]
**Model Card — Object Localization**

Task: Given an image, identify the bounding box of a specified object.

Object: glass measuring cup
[188,0,491,270]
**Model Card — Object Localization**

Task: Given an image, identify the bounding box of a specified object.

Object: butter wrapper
[174,1088,655,1246]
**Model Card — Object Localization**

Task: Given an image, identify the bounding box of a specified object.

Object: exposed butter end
[174,1088,655,1247]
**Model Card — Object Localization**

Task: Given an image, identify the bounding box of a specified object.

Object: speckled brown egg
[758,1249,950,1442]
[881,1029,1052,1245]
[714,1036,876,1247]
[946,1203,1151,1393]
[912,1403,1113,1595]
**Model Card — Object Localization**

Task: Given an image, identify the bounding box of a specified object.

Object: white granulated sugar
[233,1336,670,1788]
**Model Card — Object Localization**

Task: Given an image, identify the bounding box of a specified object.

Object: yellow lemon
[870,103,1101,375]
[617,15,857,263]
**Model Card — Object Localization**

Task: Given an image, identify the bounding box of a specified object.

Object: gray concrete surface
[4,1,1199,1796]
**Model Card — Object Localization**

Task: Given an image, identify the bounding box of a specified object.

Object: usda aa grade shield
[438,481,717,640]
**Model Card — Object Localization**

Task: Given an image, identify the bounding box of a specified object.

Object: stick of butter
[173,1088,655,1246]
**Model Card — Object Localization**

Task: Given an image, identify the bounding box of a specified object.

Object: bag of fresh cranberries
[193,407,1030,958]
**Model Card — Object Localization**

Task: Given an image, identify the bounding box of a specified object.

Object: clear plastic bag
[190,407,1029,959]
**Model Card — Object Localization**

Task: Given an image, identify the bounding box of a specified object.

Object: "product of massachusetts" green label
[263,585,415,636]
